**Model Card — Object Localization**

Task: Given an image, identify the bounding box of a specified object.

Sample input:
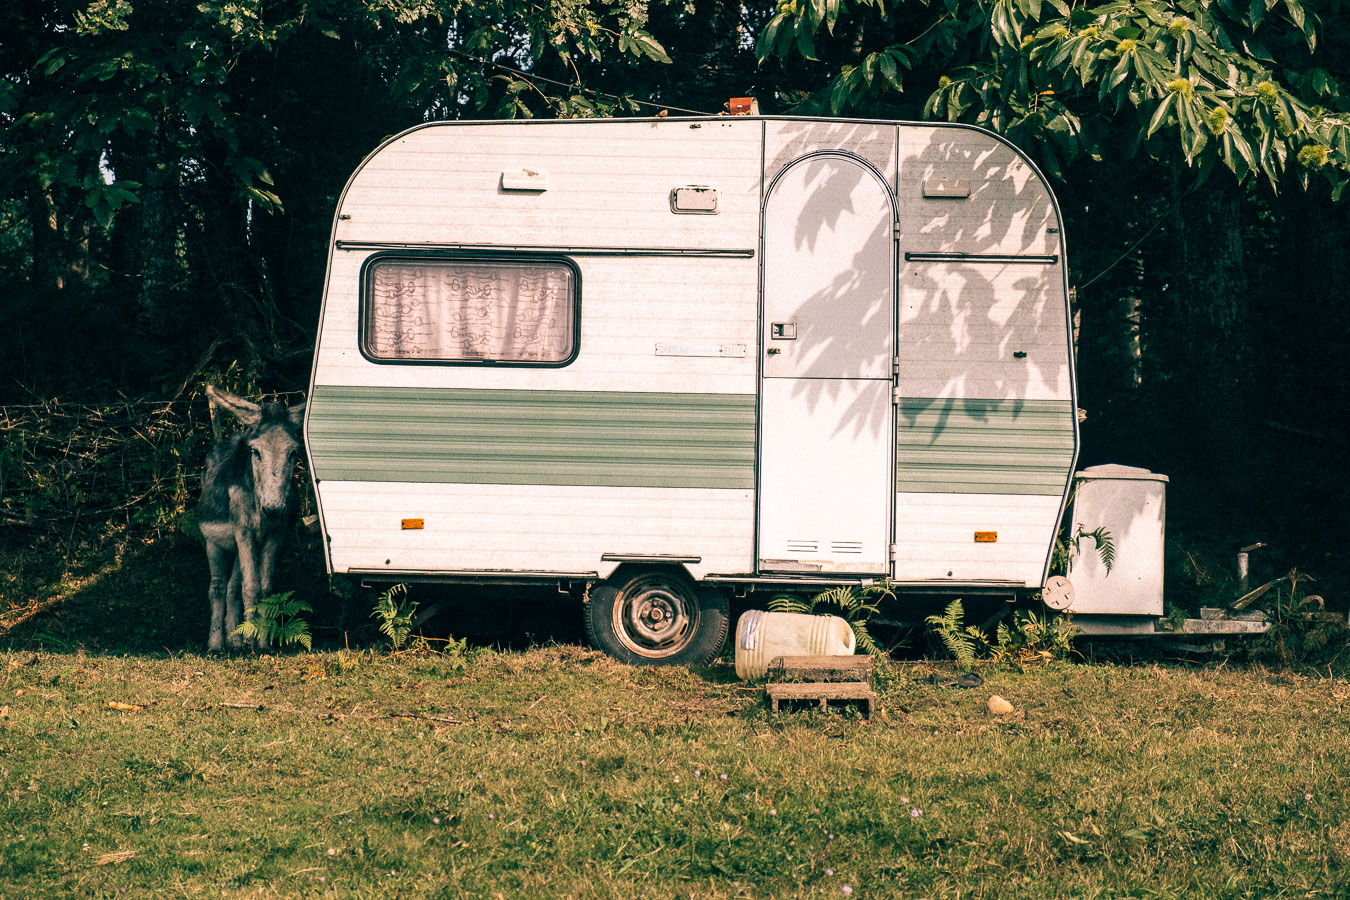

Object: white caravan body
[307,117,1079,599]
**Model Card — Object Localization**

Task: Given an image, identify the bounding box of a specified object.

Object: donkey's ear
[287,402,307,429]
[205,384,261,425]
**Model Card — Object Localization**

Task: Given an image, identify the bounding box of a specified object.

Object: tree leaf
[1147,92,1177,137]
[756,13,787,61]
[1283,0,1306,33]
[795,18,818,61]
[1107,53,1132,93]
[879,51,901,90]
[804,0,825,33]
[632,31,671,64]
[825,0,841,34]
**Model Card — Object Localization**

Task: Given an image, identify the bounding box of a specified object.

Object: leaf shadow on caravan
[758,121,1077,585]
[763,124,898,441]
[768,121,1071,436]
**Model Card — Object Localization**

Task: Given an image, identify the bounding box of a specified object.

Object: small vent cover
[670,186,719,214]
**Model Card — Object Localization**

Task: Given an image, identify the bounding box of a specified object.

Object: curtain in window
[366,259,575,362]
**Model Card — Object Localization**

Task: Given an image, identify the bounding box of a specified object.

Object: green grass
[2,647,1347,898]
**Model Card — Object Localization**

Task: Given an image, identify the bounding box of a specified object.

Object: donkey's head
[206,385,307,518]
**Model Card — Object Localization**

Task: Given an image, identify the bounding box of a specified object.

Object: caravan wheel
[585,570,729,666]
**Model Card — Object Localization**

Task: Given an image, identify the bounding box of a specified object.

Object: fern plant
[1048,485,1117,577]
[232,591,313,651]
[372,583,418,651]
[767,582,888,655]
[1070,525,1115,574]
[924,599,986,673]
[991,610,1078,668]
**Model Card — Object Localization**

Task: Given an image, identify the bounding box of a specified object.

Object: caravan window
[361,256,578,365]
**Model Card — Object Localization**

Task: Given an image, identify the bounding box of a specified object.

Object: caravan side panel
[308,120,765,580]
[893,126,1078,586]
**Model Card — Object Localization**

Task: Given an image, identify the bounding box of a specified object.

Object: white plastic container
[734,610,856,680]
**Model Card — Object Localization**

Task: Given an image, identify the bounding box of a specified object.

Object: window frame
[357,250,582,368]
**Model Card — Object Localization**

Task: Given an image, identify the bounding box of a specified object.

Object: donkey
[198,385,306,651]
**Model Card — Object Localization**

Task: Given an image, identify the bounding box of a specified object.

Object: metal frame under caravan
[305,116,1080,664]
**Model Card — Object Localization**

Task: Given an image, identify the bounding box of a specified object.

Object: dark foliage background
[2,0,1347,648]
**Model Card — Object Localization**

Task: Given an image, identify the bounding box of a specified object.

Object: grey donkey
[198,385,306,651]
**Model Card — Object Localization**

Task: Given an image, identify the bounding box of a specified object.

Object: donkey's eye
[251,447,262,460]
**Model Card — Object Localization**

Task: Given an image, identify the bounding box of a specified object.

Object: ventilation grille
[784,539,867,555]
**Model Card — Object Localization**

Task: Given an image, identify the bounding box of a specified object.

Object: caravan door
[758,154,896,575]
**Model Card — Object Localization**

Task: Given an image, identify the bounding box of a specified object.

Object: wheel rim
[611,574,700,659]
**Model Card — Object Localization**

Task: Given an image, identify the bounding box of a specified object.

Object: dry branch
[387,712,467,725]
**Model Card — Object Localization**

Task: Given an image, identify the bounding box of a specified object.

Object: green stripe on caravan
[896,398,1076,495]
[306,385,757,489]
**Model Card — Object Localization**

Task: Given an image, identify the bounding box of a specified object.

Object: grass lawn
[2,645,1347,898]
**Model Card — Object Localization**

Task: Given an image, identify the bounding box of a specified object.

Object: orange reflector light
[401,519,424,530]
[974,531,998,543]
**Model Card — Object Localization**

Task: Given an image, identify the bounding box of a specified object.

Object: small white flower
[326,848,336,857]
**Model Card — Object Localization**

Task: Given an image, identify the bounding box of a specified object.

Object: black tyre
[584,568,729,666]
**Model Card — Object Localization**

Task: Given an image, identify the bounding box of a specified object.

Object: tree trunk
[27,176,63,292]
[1172,176,1252,480]
[108,133,180,326]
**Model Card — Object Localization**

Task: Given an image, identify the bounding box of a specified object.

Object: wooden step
[766,681,876,718]
[767,654,874,683]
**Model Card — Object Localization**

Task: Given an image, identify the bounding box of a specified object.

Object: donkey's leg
[205,541,233,652]
[235,530,263,651]
[224,557,244,649]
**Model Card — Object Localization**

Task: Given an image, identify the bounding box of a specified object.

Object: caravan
[305,116,1079,664]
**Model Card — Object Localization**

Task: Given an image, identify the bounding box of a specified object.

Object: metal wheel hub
[613,578,697,658]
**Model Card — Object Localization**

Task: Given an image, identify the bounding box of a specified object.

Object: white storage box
[1066,465,1168,616]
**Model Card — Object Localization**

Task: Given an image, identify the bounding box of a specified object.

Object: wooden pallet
[765,655,876,717]
[766,681,875,717]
